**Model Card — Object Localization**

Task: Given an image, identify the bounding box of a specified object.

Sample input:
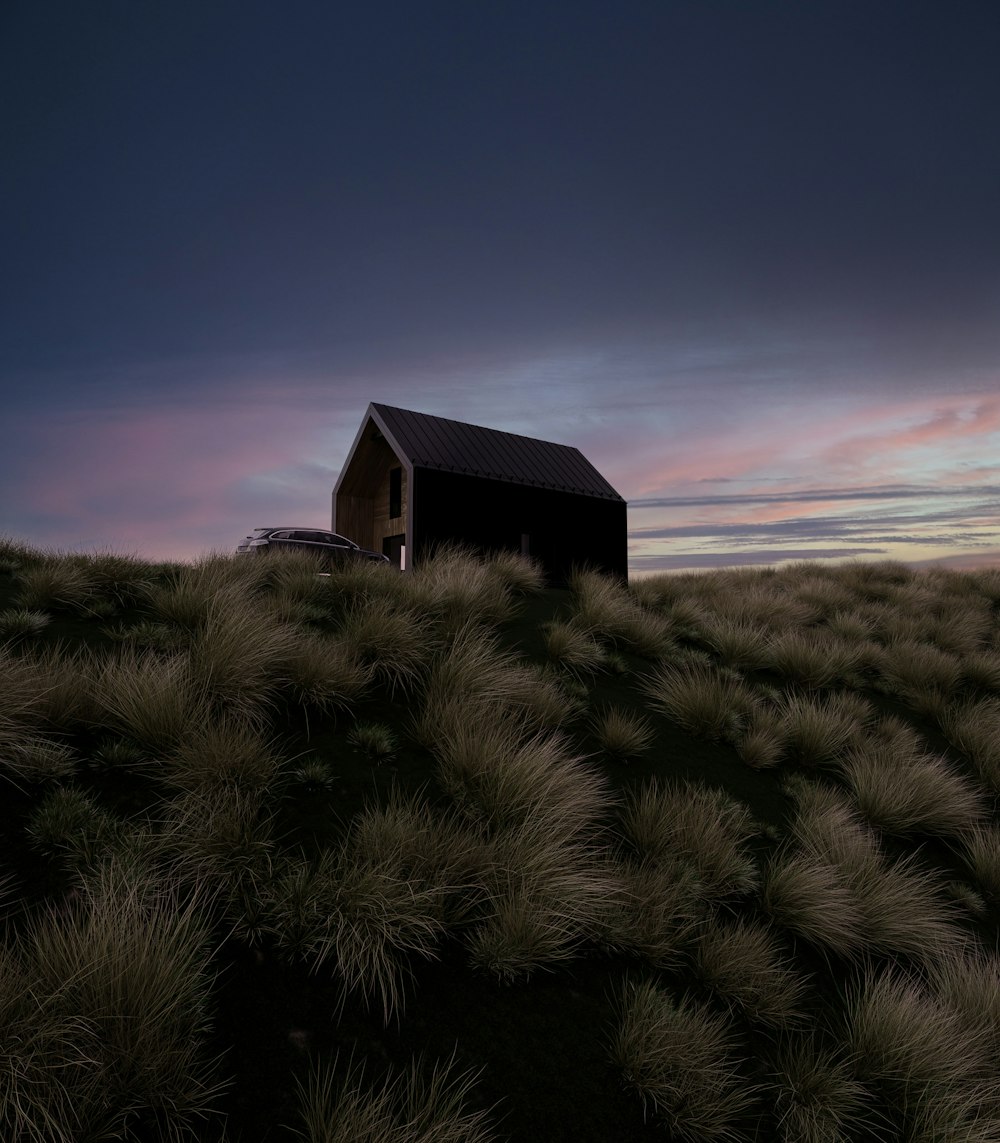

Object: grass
[1,545,999,1142]
[641,661,759,742]
[692,914,807,1029]
[590,706,654,761]
[769,1035,872,1143]
[619,778,760,902]
[347,721,399,761]
[773,781,966,965]
[846,966,1000,1139]
[610,978,755,1142]
[541,619,607,676]
[6,859,224,1141]
[93,648,210,752]
[292,1051,496,1143]
[0,606,51,639]
[844,735,986,838]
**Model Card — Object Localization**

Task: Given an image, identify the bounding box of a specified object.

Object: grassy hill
[1,538,999,1142]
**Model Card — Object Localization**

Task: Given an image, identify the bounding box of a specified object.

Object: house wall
[410,468,627,584]
[333,427,409,557]
[372,464,408,555]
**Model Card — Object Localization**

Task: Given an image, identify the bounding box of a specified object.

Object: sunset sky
[3,1,998,573]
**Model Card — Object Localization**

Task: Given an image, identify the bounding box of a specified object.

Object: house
[332,403,627,584]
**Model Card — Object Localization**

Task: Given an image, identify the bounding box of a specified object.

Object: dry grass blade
[542,620,607,676]
[844,738,986,838]
[847,966,999,1138]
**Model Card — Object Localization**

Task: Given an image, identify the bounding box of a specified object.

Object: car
[236,527,390,565]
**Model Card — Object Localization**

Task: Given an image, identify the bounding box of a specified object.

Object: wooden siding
[333,420,409,556]
[372,464,408,553]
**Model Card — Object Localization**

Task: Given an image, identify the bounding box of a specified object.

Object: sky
[2,0,999,573]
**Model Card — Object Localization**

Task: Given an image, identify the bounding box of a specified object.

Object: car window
[270,530,294,539]
[319,533,352,547]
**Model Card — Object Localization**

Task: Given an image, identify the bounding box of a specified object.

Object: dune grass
[768,781,966,964]
[590,706,654,762]
[846,966,1000,1140]
[1,545,998,1142]
[692,914,808,1029]
[641,661,759,742]
[4,859,224,1142]
[292,1051,496,1143]
[768,1035,873,1143]
[610,978,755,1142]
[619,778,760,903]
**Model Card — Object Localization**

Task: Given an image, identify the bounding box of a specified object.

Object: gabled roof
[367,403,624,501]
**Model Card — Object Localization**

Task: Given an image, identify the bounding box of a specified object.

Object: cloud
[630,548,888,572]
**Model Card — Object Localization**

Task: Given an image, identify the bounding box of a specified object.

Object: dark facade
[333,403,627,583]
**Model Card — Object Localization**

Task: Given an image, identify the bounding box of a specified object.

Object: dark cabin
[332,403,628,584]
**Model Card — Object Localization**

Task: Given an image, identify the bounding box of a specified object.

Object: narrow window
[389,467,402,519]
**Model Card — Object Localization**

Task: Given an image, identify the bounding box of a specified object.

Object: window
[389,467,402,519]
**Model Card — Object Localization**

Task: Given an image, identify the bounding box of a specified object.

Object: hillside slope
[1,540,998,1142]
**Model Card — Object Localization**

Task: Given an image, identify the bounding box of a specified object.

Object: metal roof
[368,403,624,501]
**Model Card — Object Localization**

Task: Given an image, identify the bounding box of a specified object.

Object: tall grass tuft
[570,568,675,657]
[6,859,225,1141]
[610,977,755,1142]
[847,966,999,1140]
[641,662,759,742]
[591,706,654,761]
[599,856,703,967]
[418,624,576,743]
[0,607,51,640]
[467,823,619,981]
[777,691,864,768]
[94,648,210,752]
[699,616,770,669]
[764,630,859,690]
[292,1051,496,1143]
[188,593,296,722]
[692,915,808,1029]
[844,734,986,839]
[163,719,282,793]
[875,638,963,713]
[769,1035,873,1143]
[280,631,372,715]
[961,823,1000,904]
[433,721,608,844]
[484,548,546,595]
[408,545,517,631]
[542,620,607,676]
[338,597,436,695]
[269,797,462,1019]
[941,698,1000,792]
[0,717,77,787]
[619,779,759,903]
[14,560,96,614]
[766,781,966,964]
[26,786,122,869]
